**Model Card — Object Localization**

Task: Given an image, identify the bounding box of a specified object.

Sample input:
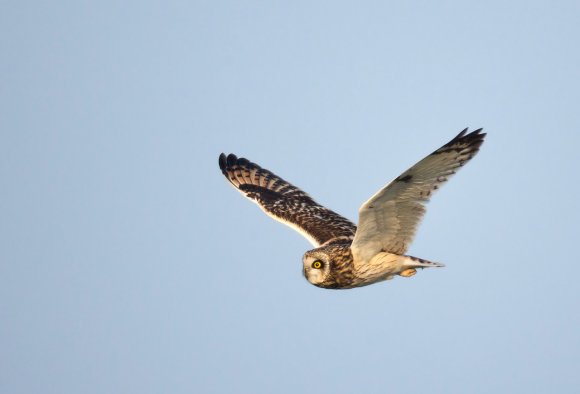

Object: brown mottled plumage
[219,128,486,289]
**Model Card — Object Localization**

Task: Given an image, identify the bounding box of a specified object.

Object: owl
[219,128,485,289]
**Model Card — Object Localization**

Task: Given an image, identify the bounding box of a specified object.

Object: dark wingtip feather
[443,127,486,148]
[218,153,227,170]
[456,128,469,138]
[463,128,486,148]
[226,153,238,167]
[219,153,258,173]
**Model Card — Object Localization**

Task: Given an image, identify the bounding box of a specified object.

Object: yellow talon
[400,268,417,277]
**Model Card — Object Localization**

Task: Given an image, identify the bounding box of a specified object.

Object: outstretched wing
[219,153,356,247]
[351,128,486,263]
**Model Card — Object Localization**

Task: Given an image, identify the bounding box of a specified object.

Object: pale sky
[2,1,580,393]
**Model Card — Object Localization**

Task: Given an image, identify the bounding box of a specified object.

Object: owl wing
[351,128,486,264]
[219,153,356,247]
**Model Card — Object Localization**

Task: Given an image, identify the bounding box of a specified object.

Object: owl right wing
[219,153,356,247]
[351,129,485,264]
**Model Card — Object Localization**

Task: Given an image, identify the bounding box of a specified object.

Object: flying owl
[219,128,485,289]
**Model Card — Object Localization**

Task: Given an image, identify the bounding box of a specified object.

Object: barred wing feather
[219,153,356,247]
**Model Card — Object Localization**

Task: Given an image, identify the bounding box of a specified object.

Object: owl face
[302,244,355,289]
[302,251,332,287]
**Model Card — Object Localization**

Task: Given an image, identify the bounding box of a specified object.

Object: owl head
[302,244,354,289]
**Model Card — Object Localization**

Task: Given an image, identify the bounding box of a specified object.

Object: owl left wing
[219,153,356,247]
[351,128,485,264]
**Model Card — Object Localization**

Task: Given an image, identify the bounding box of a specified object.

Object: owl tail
[403,255,445,269]
[398,255,444,277]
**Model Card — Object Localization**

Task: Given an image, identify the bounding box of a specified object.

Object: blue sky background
[2,1,580,393]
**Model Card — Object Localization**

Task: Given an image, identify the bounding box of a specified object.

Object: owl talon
[400,268,417,277]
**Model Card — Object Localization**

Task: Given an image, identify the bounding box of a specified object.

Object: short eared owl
[219,129,485,289]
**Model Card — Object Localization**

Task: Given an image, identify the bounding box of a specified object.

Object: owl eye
[312,260,323,269]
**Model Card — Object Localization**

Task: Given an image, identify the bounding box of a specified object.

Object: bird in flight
[219,128,485,289]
